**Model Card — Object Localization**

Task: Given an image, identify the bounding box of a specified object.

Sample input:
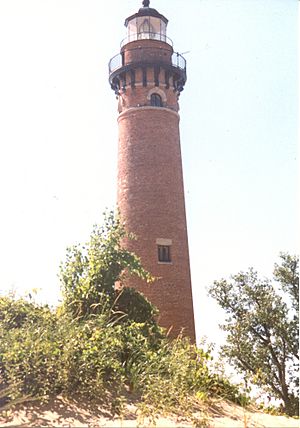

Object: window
[139,18,153,34]
[150,93,163,107]
[138,18,156,40]
[158,245,171,263]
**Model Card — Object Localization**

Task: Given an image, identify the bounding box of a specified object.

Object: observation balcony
[108,48,187,94]
[108,45,186,94]
[109,49,186,75]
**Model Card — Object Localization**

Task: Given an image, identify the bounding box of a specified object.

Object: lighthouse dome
[124,1,168,44]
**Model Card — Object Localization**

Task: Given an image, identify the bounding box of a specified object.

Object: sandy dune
[0,396,298,427]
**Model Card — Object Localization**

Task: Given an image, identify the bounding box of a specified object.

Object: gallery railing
[108,49,186,75]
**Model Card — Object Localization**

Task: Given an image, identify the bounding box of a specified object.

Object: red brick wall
[115,40,195,342]
[122,39,173,65]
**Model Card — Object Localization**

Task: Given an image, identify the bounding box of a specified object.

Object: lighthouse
[109,1,195,341]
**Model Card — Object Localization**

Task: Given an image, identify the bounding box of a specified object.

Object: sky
[0,0,298,346]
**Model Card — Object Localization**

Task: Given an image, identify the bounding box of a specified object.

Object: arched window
[150,93,163,107]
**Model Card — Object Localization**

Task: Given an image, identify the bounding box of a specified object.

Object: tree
[208,253,299,416]
[60,210,155,321]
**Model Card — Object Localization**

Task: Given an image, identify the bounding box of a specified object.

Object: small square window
[158,245,171,263]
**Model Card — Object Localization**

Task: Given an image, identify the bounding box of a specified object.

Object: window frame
[158,245,171,263]
[150,93,163,107]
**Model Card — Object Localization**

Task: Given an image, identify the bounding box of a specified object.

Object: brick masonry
[114,39,196,342]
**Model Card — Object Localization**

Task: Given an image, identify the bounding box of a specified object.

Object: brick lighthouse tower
[109,0,195,341]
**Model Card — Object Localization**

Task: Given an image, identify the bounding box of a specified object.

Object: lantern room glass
[127,16,167,43]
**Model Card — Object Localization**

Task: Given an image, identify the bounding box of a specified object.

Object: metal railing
[171,52,186,71]
[108,50,186,75]
[109,53,123,73]
[120,32,173,48]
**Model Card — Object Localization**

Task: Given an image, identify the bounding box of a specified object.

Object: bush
[114,287,158,324]
[0,213,249,421]
[0,292,248,421]
[0,296,63,402]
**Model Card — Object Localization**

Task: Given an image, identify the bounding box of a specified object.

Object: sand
[0,396,298,427]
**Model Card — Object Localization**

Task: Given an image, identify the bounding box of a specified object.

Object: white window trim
[156,238,172,246]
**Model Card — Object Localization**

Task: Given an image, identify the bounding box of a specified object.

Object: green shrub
[0,292,249,421]
[0,294,50,329]
[58,316,126,399]
[0,212,249,420]
[0,298,63,402]
[130,335,248,422]
[60,211,153,320]
[114,287,158,324]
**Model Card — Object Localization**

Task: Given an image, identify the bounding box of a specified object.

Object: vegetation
[0,211,247,424]
[209,253,299,416]
[60,211,154,320]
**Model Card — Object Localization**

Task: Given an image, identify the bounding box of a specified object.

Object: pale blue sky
[0,0,298,345]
